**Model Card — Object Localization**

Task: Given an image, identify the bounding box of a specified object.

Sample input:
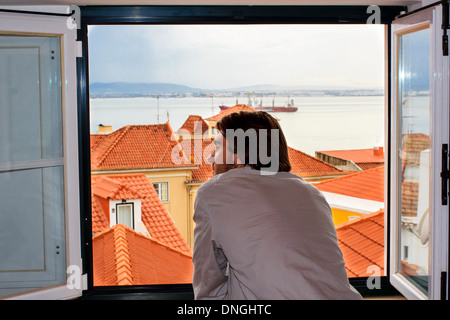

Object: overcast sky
[88,24,385,90]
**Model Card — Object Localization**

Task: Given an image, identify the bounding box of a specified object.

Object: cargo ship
[219,93,298,112]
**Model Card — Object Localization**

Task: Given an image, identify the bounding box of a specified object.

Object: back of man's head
[216,111,291,174]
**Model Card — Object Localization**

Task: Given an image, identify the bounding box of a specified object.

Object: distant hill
[90,82,204,98]
[90,82,384,98]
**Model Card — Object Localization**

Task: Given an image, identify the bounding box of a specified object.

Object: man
[192,111,362,300]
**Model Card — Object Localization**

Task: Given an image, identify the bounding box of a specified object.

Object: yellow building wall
[145,169,194,248]
[331,208,363,226]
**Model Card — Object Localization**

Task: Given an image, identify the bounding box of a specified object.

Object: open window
[390,3,449,300]
[80,5,405,299]
[0,7,82,299]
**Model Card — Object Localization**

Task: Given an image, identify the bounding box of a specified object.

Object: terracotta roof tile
[315,165,384,202]
[288,147,347,178]
[178,115,209,135]
[91,174,191,254]
[205,104,256,122]
[93,224,193,286]
[90,123,193,171]
[178,138,214,182]
[401,181,419,217]
[401,133,430,168]
[336,209,385,277]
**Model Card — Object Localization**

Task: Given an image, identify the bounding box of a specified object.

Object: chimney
[373,146,384,156]
[97,124,113,134]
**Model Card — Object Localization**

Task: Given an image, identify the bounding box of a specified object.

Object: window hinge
[441,144,449,205]
[76,41,82,58]
[443,0,449,56]
[81,273,88,291]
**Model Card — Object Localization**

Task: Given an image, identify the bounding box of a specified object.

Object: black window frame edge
[77,4,404,300]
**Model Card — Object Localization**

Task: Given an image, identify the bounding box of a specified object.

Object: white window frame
[152,181,169,202]
[109,199,147,235]
[390,5,449,300]
[0,6,82,300]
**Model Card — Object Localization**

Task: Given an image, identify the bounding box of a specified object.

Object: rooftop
[336,209,384,278]
[315,165,384,202]
[316,147,384,164]
[177,115,209,136]
[91,173,191,254]
[288,146,347,178]
[205,104,256,122]
[92,224,193,286]
[90,123,193,171]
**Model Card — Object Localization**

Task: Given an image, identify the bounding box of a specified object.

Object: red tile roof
[92,224,193,286]
[178,115,209,135]
[401,181,419,217]
[315,165,384,202]
[178,138,214,182]
[90,123,193,171]
[401,133,430,168]
[288,147,347,178]
[336,209,384,277]
[205,104,256,122]
[91,174,191,254]
[317,147,384,165]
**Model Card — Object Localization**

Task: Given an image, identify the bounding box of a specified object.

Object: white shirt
[192,167,362,300]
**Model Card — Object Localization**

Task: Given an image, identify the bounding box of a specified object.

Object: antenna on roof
[156,96,160,124]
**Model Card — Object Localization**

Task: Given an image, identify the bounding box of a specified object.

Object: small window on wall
[152,182,169,202]
[116,202,134,229]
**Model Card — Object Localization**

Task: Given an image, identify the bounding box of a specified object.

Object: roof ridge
[288,146,345,172]
[316,164,384,185]
[96,125,132,168]
[112,224,134,285]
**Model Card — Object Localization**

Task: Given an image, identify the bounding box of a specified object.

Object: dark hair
[216,111,291,172]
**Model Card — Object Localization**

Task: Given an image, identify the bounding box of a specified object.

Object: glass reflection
[398,27,430,295]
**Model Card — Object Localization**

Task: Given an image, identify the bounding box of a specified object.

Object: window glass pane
[152,183,160,197]
[117,204,133,228]
[397,27,430,295]
[0,34,65,298]
[0,166,66,297]
[161,182,168,201]
[0,36,63,163]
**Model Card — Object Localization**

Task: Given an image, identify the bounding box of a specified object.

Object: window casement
[390,4,449,300]
[0,7,81,300]
[152,182,169,202]
[116,202,135,229]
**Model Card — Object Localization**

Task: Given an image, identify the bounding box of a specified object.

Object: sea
[89,95,385,157]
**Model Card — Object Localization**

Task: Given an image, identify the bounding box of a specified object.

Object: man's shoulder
[197,173,223,196]
[197,169,246,197]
